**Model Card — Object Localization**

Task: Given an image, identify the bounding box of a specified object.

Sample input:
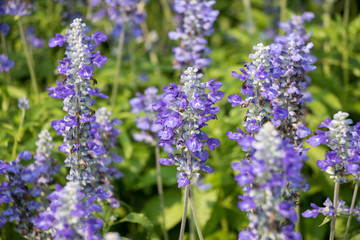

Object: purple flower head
[0,54,15,73]
[26,27,44,48]
[169,0,219,70]
[0,23,10,35]
[130,86,164,146]
[17,97,30,110]
[154,67,222,187]
[4,0,35,16]
[307,112,359,181]
[35,182,103,238]
[232,123,305,239]
[47,19,109,188]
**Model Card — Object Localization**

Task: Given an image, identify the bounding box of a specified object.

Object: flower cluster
[91,107,123,207]
[233,123,305,240]
[302,198,349,219]
[130,86,163,147]
[154,67,224,187]
[91,0,146,38]
[17,96,30,110]
[228,12,315,144]
[307,111,360,182]
[34,130,60,200]
[0,22,10,35]
[0,151,42,238]
[26,27,44,48]
[2,0,35,16]
[36,181,103,239]
[0,54,14,73]
[48,18,108,186]
[169,0,219,70]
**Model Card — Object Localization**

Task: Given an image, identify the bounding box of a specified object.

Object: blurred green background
[1,0,360,239]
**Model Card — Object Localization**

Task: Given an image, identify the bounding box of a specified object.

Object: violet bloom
[169,0,219,70]
[91,107,123,207]
[154,67,223,187]
[233,123,305,239]
[228,12,315,145]
[26,27,44,48]
[91,0,146,38]
[17,96,30,110]
[47,18,108,187]
[302,198,349,219]
[0,54,14,73]
[0,152,44,238]
[35,181,103,239]
[3,0,34,16]
[306,111,359,182]
[0,23,10,35]
[34,130,60,199]
[130,87,164,147]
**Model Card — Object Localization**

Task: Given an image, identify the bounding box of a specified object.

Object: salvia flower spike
[48,18,108,187]
[234,122,304,240]
[154,67,223,187]
[169,0,219,71]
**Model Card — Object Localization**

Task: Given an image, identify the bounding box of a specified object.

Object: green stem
[87,0,92,19]
[18,18,39,103]
[159,0,174,30]
[342,0,350,110]
[179,152,192,240]
[140,22,163,87]
[1,33,11,84]
[329,182,340,240]
[110,26,126,109]
[189,186,195,240]
[322,0,334,78]
[295,202,300,233]
[344,181,359,240]
[242,0,256,35]
[155,146,169,240]
[280,0,287,23]
[12,108,26,159]
[189,188,204,240]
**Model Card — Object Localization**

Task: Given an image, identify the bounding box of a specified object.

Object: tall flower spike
[303,112,360,238]
[228,12,315,144]
[306,111,357,182]
[34,130,60,205]
[91,107,123,207]
[0,152,44,238]
[91,0,146,38]
[169,0,219,70]
[35,181,103,239]
[154,67,223,187]
[48,18,108,186]
[233,122,304,240]
[130,86,164,147]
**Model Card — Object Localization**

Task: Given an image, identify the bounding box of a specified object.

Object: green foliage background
[1,0,360,239]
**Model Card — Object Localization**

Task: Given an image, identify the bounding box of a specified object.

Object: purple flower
[0,54,14,73]
[154,67,222,187]
[169,0,219,70]
[232,123,305,239]
[48,33,64,48]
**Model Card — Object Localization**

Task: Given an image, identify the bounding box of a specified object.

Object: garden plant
[1,0,360,240]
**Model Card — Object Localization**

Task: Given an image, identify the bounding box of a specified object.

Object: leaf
[120,213,154,240]
[319,216,332,227]
[193,188,218,227]
[143,188,183,230]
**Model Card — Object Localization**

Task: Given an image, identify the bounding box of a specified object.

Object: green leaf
[193,188,218,227]
[319,216,332,227]
[143,189,183,230]
[120,213,154,240]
